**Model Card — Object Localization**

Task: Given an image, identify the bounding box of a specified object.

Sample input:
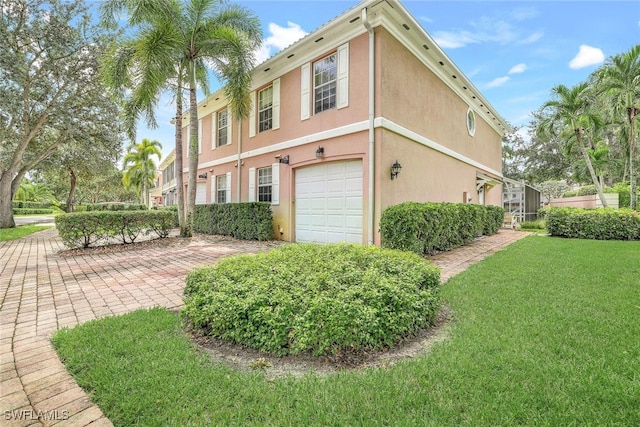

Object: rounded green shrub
[183,243,441,356]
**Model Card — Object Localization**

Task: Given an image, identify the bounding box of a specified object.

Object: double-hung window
[258,86,273,132]
[257,167,272,202]
[217,109,229,147]
[216,175,227,203]
[314,53,337,114]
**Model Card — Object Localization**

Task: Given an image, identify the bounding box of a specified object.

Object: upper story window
[257,167,273,202]
[467,107,476,137]
[314,53,337,114]
[258,86,273,132]
[218,109,229,146]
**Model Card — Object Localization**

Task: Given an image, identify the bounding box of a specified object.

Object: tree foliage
[100,0,262,237]
[122,138,162,206]
[518,44,639,209]
[0,0,123,227]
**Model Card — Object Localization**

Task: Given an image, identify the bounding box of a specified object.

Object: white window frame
[216,173,231,204]
[217,109,231,147]
[248,165,279,205]
[257,167,273,202]
[467,107,476,137]
[258,85,273,133]
[313,53,337,114]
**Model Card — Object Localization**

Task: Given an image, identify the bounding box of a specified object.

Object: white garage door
[295,160,363,243]
[195,182,207,205]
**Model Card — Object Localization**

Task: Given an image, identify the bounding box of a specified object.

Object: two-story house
[179,0,508,245]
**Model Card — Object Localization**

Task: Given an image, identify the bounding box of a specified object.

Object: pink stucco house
[177,0,508,245]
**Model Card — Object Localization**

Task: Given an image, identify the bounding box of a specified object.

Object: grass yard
[53,237,640,426]
[0,225,52,241]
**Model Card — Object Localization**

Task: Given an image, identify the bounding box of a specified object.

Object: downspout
[362,7,375,245]
[237,119,242,201]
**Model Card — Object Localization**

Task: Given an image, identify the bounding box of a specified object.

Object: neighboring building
[502,177,541,223]
[157,149,177,207]
[148,149,178,208]
[180,0,508,244]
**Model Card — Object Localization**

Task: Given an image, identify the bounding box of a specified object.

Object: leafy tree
[101,0,262,237]
[14,179,56,204]
[596,45,640,208]
[0,0,122,228]
[122,138,162,206]
[503,113,573,184]
[537,83,608,207]
[536,180,570,204]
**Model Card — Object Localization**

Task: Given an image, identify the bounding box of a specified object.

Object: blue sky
[117,0,640,161]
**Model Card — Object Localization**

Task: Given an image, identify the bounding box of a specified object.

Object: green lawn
[0,225,52,241]
[52,237,640,426]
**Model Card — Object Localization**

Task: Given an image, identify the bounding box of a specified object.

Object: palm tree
[537,83,609,207]
[122,138,162,206]
[101,0,262,236]
[597,45,640,208]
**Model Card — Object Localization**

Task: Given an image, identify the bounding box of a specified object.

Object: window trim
[467,107,476,137]
[257,166,273,203]
[258,85,273,133]
[313,52,338,115]
[217,109,229,147]
[216,174,227,204]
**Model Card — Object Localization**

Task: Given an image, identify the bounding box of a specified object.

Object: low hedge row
[193,202,273,240]
[13,208,54,215]
[85,203,147,211]
[56,210,177,249]
[379,202,504,255]
[183,243,441,356]
[545,207,640,240]
[13,201,53,209]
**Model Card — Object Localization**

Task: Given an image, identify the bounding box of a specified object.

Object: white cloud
[433,31,477,49]
[419,15,434,24]
[254,21,308,64]
[520,31,543,44]
[508,63,527,74]
[569,45,605,69]
[432,8,541,49]
[487,76,510,88]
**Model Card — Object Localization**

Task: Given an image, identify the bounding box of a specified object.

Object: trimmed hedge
[183,243,441,356]
[13,208,54,215]
[545,207,640,240]
[56,210,177,249]
[193,202,273,241]
[13,201,52,209]
[379,202,504,255]
[85,203,147,211]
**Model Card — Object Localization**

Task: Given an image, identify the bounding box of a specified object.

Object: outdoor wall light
[279,155,290,165]
[198,172,208,179]
[390,160,402,180]
[316,146,324,158]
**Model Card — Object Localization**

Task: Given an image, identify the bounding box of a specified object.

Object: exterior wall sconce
[316,146,324,158]
[279,155,290,165]
[198,172,208,179]
[390,160,402,180]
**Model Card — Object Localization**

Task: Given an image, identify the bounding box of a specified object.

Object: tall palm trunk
[175,79,186,236]
[628,107,638,210]
[185,63,199,237]
[576,128,608,207]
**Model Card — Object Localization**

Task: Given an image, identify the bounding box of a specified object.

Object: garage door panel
[295,160,363,244]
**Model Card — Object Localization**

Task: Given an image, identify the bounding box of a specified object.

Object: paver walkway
[0,227,529,426]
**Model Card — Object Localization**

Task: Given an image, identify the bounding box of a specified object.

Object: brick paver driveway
[0,227,528,426]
